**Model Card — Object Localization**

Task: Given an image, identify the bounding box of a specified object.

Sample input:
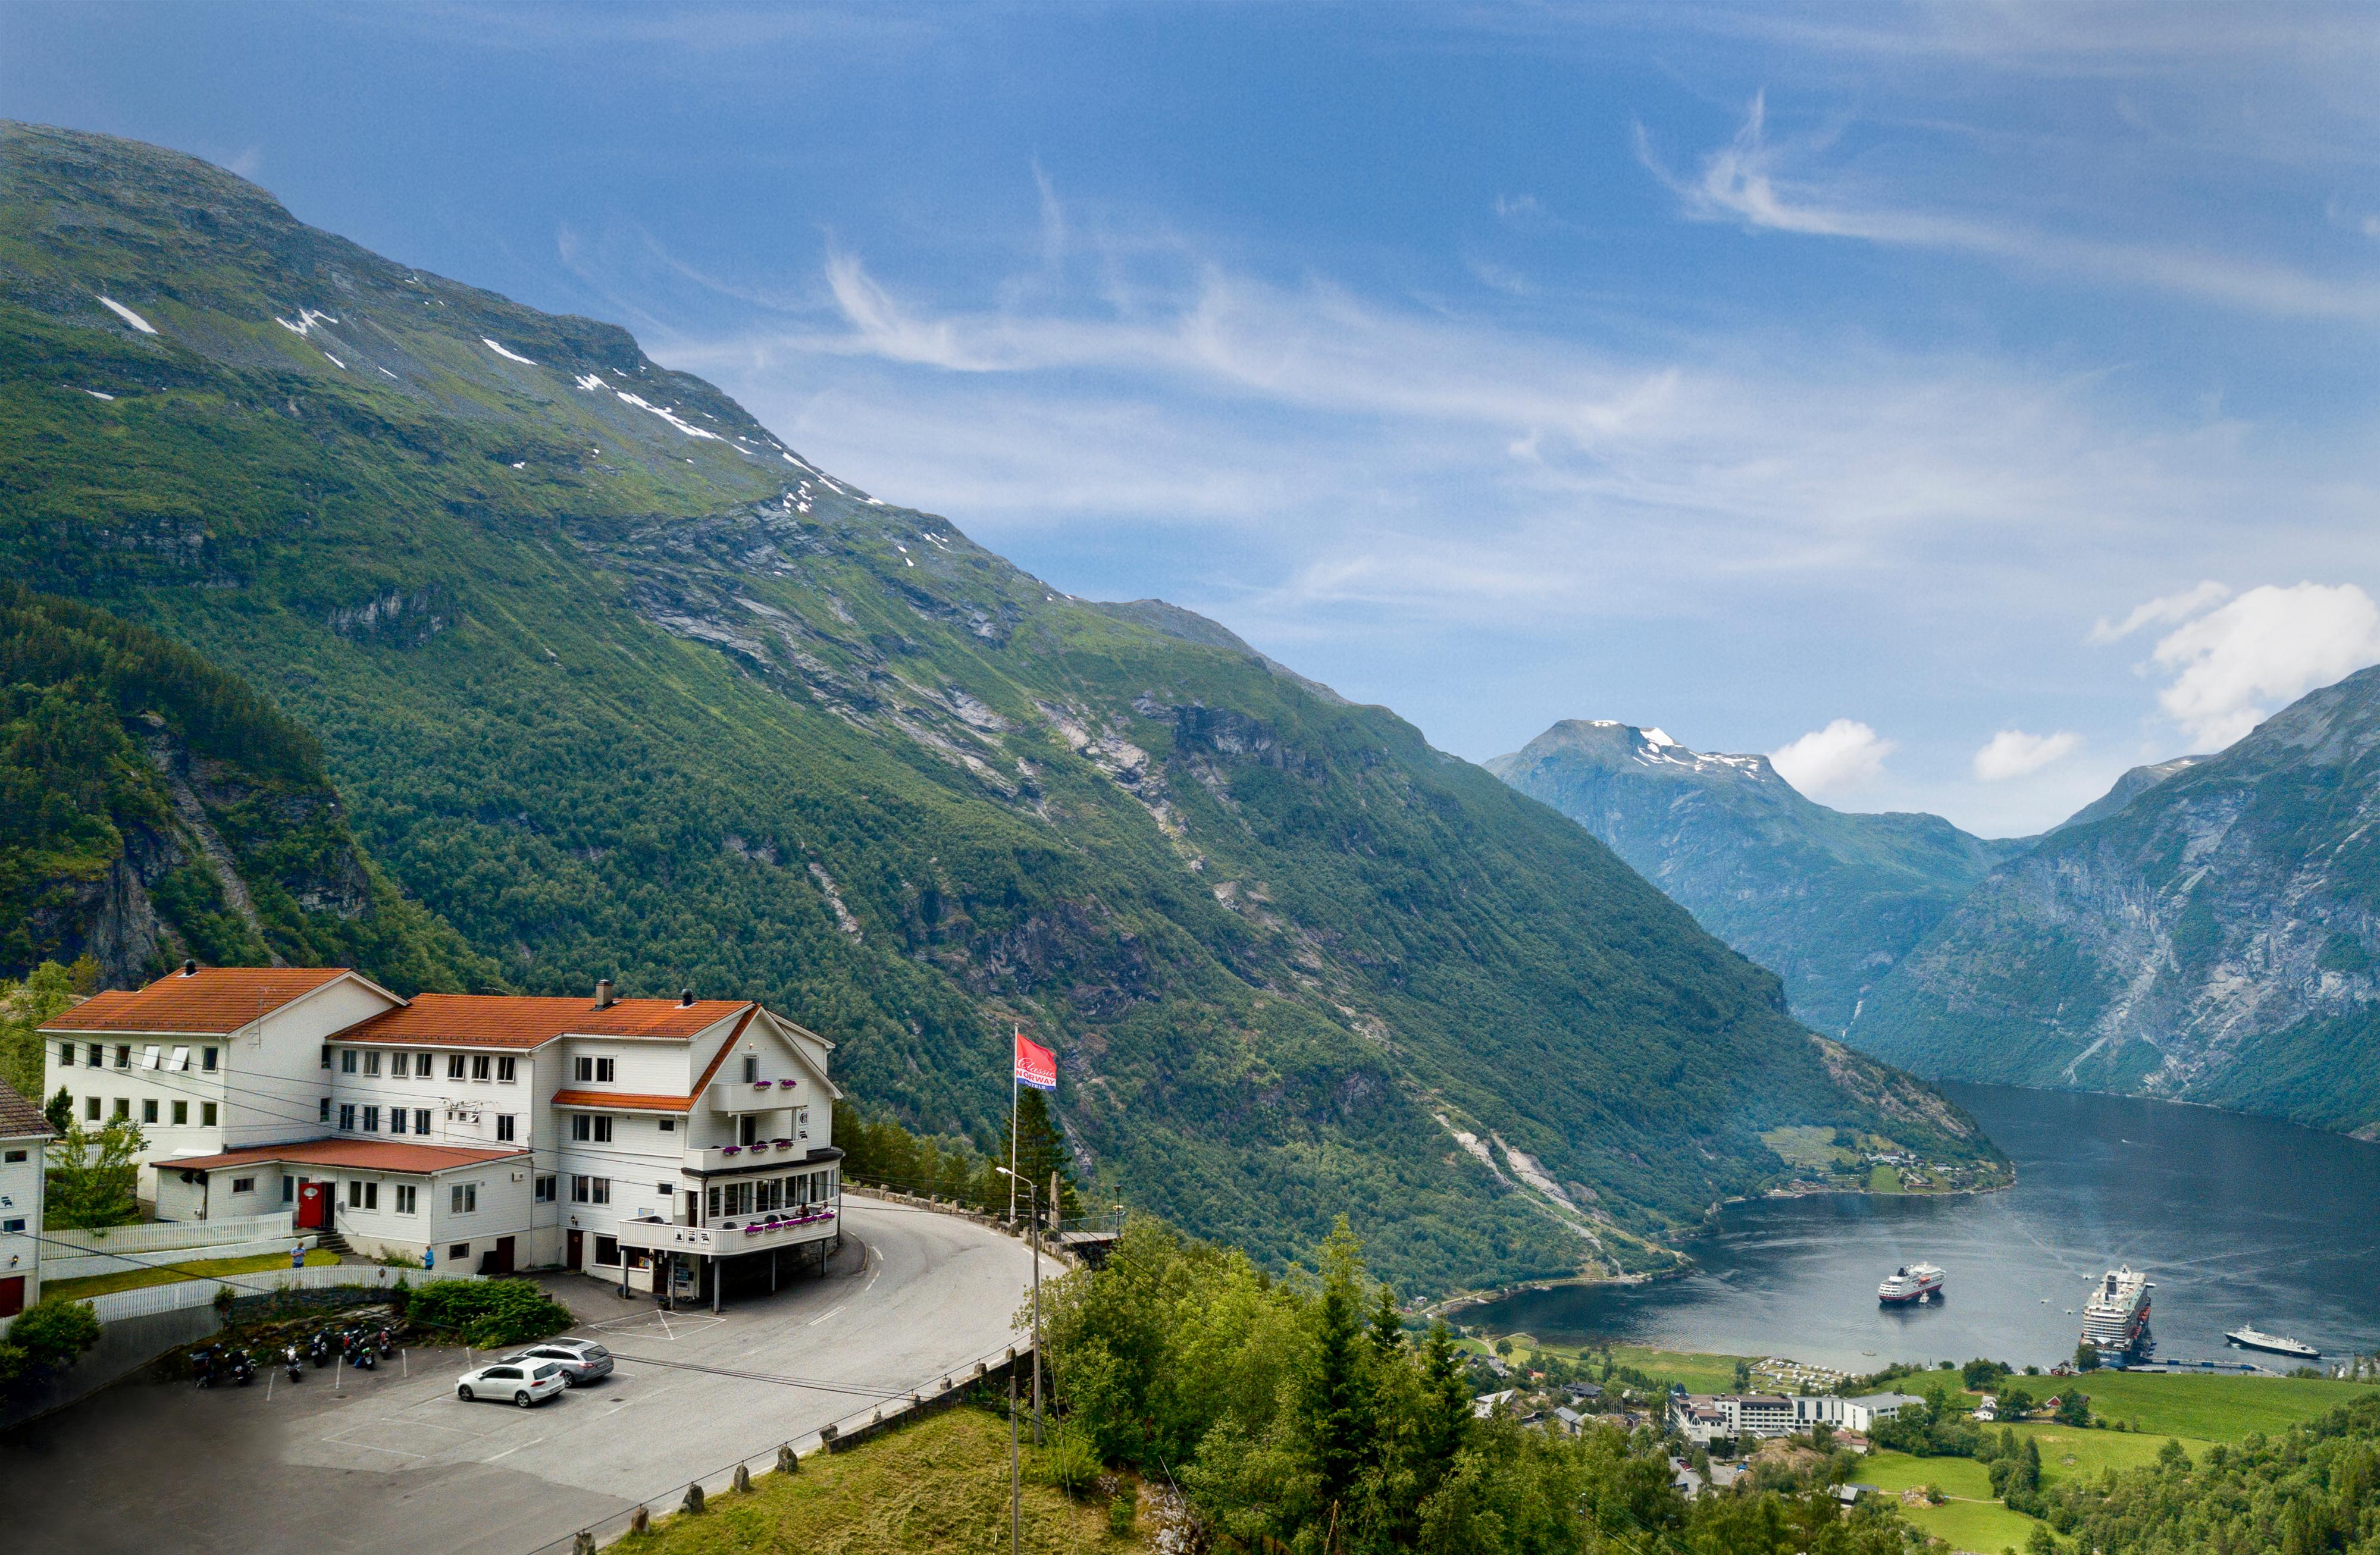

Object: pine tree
[1303,1218,1375,1537]
[1367,1283,1405,1360]
[1003,1087,1081,1223]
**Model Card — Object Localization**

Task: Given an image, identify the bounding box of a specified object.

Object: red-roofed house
[42,967,843,1299]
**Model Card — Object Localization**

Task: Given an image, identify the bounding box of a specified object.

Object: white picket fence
[83,1263,477,1323]
[48,1211,296,1256]
[46,1235,316,1285]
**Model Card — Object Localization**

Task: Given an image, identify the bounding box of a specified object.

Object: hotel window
[742,1054,758,1083]
[569,1175,608,1205]
[571,1115,613,1143]
[340,1049,357,1074]
[339,1103,356,1131]
[114,1044,129,1068]
[142,1099,158,1124]
[574,1056,616,1084]
[395,1184,418,1215]
[497,1056,517,1083]
[2,1218,21,1234]
[496,1114,516,1143]
[283,1178,295,1205]
[471,1055,491,1082]
[230,1176,255,1195]
[347,1180,377,1210]
[58,1042,74,1067]
[657,1117,675,1133]
[171,1101,188,1126]
[1,1149,21,1164]
[141,1045,159,1070]
[202,1047,218,1072]
[87,1042,102,1067]
[320,1097,331,1123]
[416,1052,434,1077]
[657,1181,674,1199]
[592,1234,618,1266]
[321,1044,331,1069]
[390,1108,408,1135]
[414,1108,431,1134]
[737,1115,758,1147]
[534,1174,556,1203]
[202,1102,217,1127]
[449,1243,471,1262]
[447,1054,465,1080]
[362,1105,381,1132]
[450,1182,478,1214]
[85,1096,100,1121]
[364,1051,381,1077]
[112,1098,130,1121]
[170,1046,190,1071]
[706,1184,721,1218]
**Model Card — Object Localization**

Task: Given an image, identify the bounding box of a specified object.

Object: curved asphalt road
[0,1196,1059,1555]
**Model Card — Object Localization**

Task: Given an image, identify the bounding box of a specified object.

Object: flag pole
[1008,1025,1019,1225]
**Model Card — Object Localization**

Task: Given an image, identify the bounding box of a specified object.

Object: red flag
[1013,1031,1058,1092]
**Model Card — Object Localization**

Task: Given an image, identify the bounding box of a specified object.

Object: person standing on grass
[292,1240,306,1269]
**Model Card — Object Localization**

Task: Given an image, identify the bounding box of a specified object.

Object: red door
[0,1275,23,1318]
[567,1230,584,1269]
[296,1178,328,1231]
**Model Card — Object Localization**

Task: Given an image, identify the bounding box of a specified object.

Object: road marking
[484,1436,546,1462]
[806,1305,846,1327]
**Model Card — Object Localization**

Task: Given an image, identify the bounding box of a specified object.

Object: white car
[505,1338,614,1387]
[456,1359,567,1407]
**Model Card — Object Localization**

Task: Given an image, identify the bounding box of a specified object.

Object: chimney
[594,978,615,1010]
[678,988,695,1007]
[181,958,198,977]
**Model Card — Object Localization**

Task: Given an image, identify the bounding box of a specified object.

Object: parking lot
[0,1196,1056,1555]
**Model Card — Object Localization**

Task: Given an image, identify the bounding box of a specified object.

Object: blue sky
[11,1,2380,834]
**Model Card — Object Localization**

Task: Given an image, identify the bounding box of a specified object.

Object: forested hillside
[1490,721,2025,1035]
[0,122,2000,1291]
[1853,667,2380,1137]
[0,585,493,992]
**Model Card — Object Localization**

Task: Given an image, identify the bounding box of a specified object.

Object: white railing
[82,1263,478,1323]
[47,1211,296,1255]
[706,1079,806,1114]
[46,1235,315,1285]
[613,1208,837,1256]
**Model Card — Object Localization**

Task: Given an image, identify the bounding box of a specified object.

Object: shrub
[1032,1426,1103,1493]
[402,1279,572,1347]
[8,1294,101,1373]
[1107,1481,1138,1535]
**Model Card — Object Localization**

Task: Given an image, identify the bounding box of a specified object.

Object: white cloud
[1972,728,2082,782]
[1646,96,2380,324]
[2149,582,2380,746]
[2087,581,2231,644]
[1770,719,1895,797]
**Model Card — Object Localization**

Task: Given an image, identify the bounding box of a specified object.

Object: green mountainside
[1850,667,2380,1137]
[0,584,494,993]
[1489,720,2027,1036]
[0,122,2002,1291]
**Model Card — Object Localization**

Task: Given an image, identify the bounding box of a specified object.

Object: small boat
[1878,1262,1946,1305]
[2226,1325,2319,1360]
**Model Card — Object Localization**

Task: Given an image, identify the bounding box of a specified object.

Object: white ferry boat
[2226,1325,2319,1360]
[1877,1262,1946,1305]
[2080,1265,2153,1355]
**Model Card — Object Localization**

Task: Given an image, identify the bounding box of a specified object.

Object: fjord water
[1471,1083,2380,1372]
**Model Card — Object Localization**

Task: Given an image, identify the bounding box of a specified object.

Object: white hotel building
[40,963,843,1300]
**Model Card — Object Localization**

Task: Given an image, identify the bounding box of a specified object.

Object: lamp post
[996,1165,1042,1445]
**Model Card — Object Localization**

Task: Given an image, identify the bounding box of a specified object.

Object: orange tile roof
[43,966,364,1034]
[156,1139,526,1175]
[550,1089,693,1113]
[342,993,753,1050]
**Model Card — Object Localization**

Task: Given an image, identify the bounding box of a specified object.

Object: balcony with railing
[706,1077,806,1114]
[681,1135,818,1173]
[612,1205,838,1257]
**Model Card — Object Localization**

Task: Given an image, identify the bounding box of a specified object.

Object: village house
[40,964,843,1303]
[1667,1389,1924,1446]
[0,1080,50,1322]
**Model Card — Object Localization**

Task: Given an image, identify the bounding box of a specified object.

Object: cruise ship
[2080,1266,2153,1356]
[1877,1262,1946,1305]
[2226,1325,2319,1360]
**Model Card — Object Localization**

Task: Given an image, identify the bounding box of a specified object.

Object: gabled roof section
[156,1139,526,1174]
[0,1078,52,1140]
[342,993,754,1050]
[41,965,389,1035]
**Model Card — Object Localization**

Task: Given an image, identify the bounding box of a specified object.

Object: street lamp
[995,1165,1043,1446]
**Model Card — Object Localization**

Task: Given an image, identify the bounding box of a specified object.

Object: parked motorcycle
[309,1330,333,1368]
[192,1346,218,1389]
[227,1349,255,1387]
[285,1344,304,1383]
[375,1327,394,1359]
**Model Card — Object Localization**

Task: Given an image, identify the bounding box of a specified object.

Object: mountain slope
[1849,669,2380,1137]
[0,122,2002,1291]
[1489,720,2027,1035]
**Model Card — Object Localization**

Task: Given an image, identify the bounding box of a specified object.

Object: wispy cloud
[2147,582,2380,746]
[2088,580,2231,644]
[1645,95,2380,322]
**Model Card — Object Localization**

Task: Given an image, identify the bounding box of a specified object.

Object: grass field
[610,1405,1148,1555]
[1859,1450,1994,1500]
[1896,1494,2041,1554]
[1463,1332,1747,1396]
[2068,1371,2378,1440]
[2006,1422,2206,1487]
[44,1249,342,1302]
